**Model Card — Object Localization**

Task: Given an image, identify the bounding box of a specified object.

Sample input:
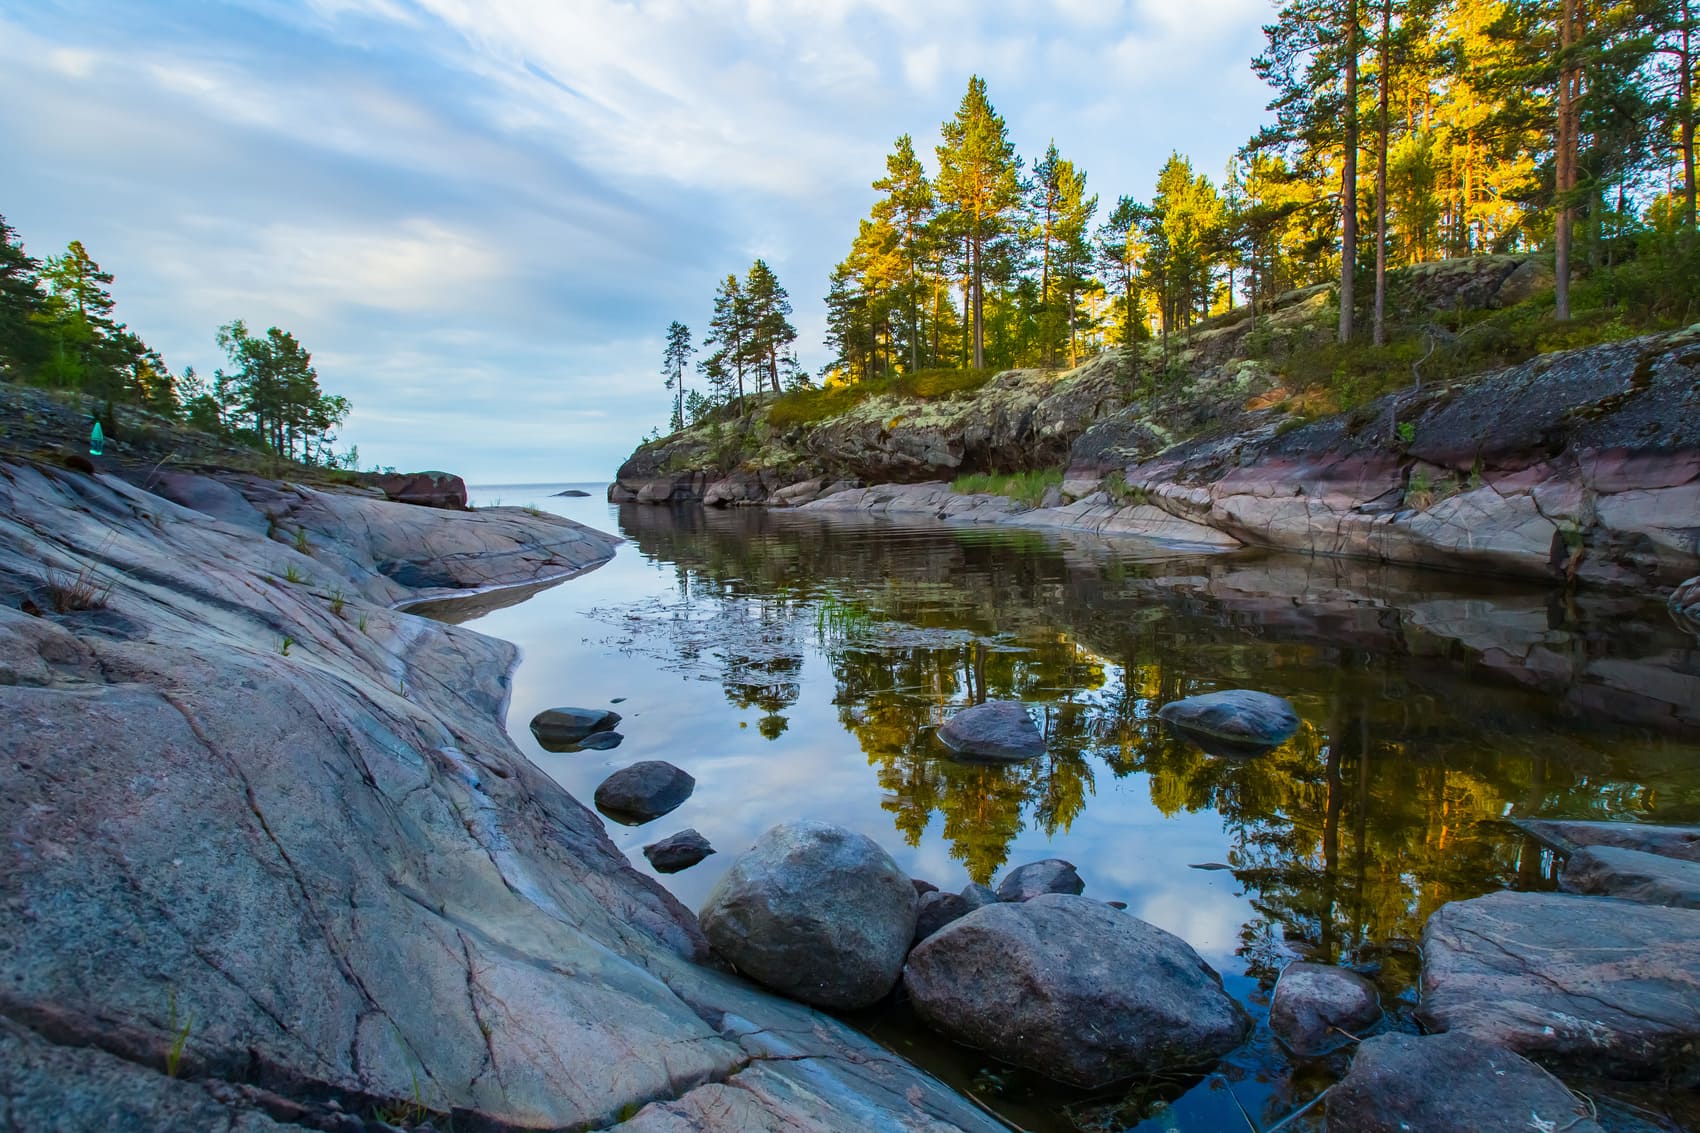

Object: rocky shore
[0,456,1005,1131]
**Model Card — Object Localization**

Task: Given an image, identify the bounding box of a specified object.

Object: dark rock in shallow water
[903,894,1249,1088]
[1327,1031,1603,1133]
[553,489,592,497]
[913,890,972,945]
[531,707,621,749]
[1419,890,1700,1081]
[1157,690,1299,752]
[571,731,624,752]
[1559,844,1700,908]
[642,829,714,873]
[699,821,917,1010]
[1513,817,1700,863]
[593,761,694,824]
[1269,962,1381,1055]
[937,701,1044,761]
[995,859,1084,902]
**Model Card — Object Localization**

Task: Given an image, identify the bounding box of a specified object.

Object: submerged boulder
[1157,689,1299,752]
[938,701,1044,761]
[530,707,622,749]
[1327,1031,1603,1133]
[1268,962,1381,1055]
[1419,890,1700,1081]
[642,829,715,874]
[903,894,1248,1087]
[995,859,1084,902]
[699,821,917,1010]
[593,762,694,824]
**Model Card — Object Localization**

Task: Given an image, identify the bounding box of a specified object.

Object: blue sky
[2,0,1270,482]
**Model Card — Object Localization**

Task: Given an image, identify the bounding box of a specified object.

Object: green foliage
[1102,470,1153,507]
[164,988,193,1078]
[765,368,994,431]
[328,589,346,618]
[278,635,295,655]
[292,527,310,555]
[282,563,304,584]
[951,467,1062,507]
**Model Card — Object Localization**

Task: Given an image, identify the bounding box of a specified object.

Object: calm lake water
[446,482,1700,1133]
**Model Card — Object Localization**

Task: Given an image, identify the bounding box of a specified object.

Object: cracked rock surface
[0,459,1004,1132]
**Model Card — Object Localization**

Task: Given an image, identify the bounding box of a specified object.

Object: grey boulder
[913,890,972,945]
[1513,817,1700,863]
[1156,689,1299,752]
[642,829,715,874]
[1268,962,1381,1055]
[902,894,1248,1087]
[937,701,1044,761]
[1327,1031,1603,1133]
[1419,890,1700,1081]
[1559,844,1700,908]
[699,821,918,1010]
[959,882,998,910]
[531,706,622,749]
[995,859,1084,902]
[593,761,694,824]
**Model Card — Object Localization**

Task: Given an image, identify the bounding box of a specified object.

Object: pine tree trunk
[1340,0,1360,345]
[971,233,985,370]
[1373,0,1391,347]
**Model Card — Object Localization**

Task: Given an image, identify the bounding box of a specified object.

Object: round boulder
[913,890,973,945]
[642,829,715,874]
[1269,962,1382,1055]
[593,761,694,824]
[903,894,1249,1087]
[530,707,621,750]
[699,821,918,1010]
[938,701,1044,761]
[995,859,1084,902]
[1157,690,1298,753]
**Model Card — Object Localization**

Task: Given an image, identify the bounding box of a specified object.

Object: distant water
[440,487,1700,1133]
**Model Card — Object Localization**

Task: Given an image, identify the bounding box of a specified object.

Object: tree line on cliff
[0,217,356,466]
[663,0,1700,429]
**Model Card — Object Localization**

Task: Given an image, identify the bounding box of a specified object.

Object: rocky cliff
[0,455,1003,1131]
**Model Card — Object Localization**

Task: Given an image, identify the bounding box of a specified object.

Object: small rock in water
[1189,862,1233,871]
[699,820,917,1010]
[1157,689,1299,754]
[937,701,1044,761]
[995,859,1084,902]
[643,829,715,873]
[530,707,621,750]
[913,890,973,945]
[1269,962,1382,1055]
[610,696,627,704]
[571,731,623,751]
[593,761,694,824]
[1105,900,1127,910]
[1327,1031,1603,1133]
[553,489,592,497]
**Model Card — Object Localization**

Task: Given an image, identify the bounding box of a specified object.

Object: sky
[1,0,1273,482]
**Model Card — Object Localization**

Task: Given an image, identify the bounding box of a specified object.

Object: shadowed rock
[1327,1031,1603,1133]
[369,470,467,509]
[572,731,624,752]
[1269,962,1381,1055]
[912,890,972,946]
[995,859,1084,902]
[1419,890,1700,1081]
[1559,844,1700,908]
[594,762,694,824]
[531,706,622,748]
[1513,817,1700,863]
[643,829,715,874]
[960,883,997,910]
[903,894,1248,1088]
[937,701,1044,761]
[699,821,918,1010]
[1157,690,1299,751]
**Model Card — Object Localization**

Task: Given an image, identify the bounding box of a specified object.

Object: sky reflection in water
[446,484,1700,1132]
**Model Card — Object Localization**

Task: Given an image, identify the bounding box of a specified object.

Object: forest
[0,217,355,467]
[666,0,1700,425]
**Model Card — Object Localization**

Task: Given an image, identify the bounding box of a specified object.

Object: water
[442,482,1700,1132]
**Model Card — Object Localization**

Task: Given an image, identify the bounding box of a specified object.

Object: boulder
[911,878,939,897]
[995,859,1084,902]
[937,701,1044,761]
[1673,575,1700,631]
[913,890,972,945]
[593,762,695,825]
[960,883,998,910]
[1268,962,1381,1055]
[368,470,468,509]
[531,707,622,748]
[642,829,715,874]
[1419,890,1700,1081]
[1157,689,1299,752]
[1559,844,1700,908]
[1327,1031,1603,1133]
[1511,818,1700,864]
[698,821,918,1010]
[902,894,1249,1088]
[573,731,625,752]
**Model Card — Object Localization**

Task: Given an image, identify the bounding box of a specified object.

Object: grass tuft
[951,468,1063,508]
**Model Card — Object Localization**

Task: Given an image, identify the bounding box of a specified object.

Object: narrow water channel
[430,483,1700,1132]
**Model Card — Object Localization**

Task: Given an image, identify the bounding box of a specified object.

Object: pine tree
[661,321,693,433]
[1095,196,1149,346]
[742,260,798,394]
[936,76,1023,370]
[703,275,750,413]
[871,135,936,371]
[0,215,43,380]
